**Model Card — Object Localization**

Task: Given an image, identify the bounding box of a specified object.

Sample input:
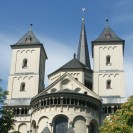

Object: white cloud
[114,14,133,23]
[0,33,16,80]
[39,36,75,85]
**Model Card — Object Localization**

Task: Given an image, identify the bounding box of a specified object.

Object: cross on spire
[30,24,33,31]
[106,19,109,28]
[74,53,76,58]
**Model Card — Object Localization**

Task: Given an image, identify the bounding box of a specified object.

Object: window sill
[106,88,112,89]
[106,63,112,66]
[22,67,28,69]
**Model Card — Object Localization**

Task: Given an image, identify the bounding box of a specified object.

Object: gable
[36,73,100,100]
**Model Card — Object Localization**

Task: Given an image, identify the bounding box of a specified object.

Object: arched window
[20,82,25,91]
[22,59,28,68]
[89,123,95,133]
[106,80,111,89]
[106,55,111,65]
[54,116,68,133]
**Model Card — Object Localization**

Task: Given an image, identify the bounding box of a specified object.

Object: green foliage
[12,131,21,133]
[0,79,16,133]
[100,96,133,133]
[0,110,15,133]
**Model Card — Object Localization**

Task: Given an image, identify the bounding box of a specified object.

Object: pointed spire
[77,15,91,69]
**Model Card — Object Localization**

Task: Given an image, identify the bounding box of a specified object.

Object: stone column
[86,125,89,133]
[77,99,79,106]
[49,123,53,133]
[60,97,63,105]
[35,125,39,133]
[52,97,55,104]
[39,100,41,107]
[111,106,114,114]
[46,99,48,106]
[19,108,22,115]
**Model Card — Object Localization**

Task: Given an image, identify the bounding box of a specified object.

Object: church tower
[7,26,47,99]
[92,21,126,122]
[92,20,125,103]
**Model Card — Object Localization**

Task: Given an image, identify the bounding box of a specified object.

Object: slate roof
[48,57,91,77]
[11,29,48,59]
[93,26,124,42]
[77,18,91,68]
[15,30,40,45]
[61,58,88,69]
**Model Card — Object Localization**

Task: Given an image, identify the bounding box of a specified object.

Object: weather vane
[82,8,85,19]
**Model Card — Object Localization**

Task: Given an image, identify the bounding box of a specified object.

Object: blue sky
[0,0,133,97]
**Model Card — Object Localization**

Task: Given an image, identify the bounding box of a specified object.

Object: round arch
[52,114,68,133]
[38,116,49,125]
[37,116,49,133]
[18,123,27,133]
[89,119,98,133]
[73,115,86,133]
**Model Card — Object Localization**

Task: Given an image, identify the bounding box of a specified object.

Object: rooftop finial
[82,8,85,21]
[30,24,33,31]
[106,19,109,28]
[74,53,76,58]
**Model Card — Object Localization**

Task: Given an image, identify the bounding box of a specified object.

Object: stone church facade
[5,18,126,133]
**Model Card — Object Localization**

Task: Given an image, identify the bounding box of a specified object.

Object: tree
[0,79,16,133]
[12,131,21,133]
[100,96,133,133]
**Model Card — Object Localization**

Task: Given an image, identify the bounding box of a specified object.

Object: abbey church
[5,17,126,133]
